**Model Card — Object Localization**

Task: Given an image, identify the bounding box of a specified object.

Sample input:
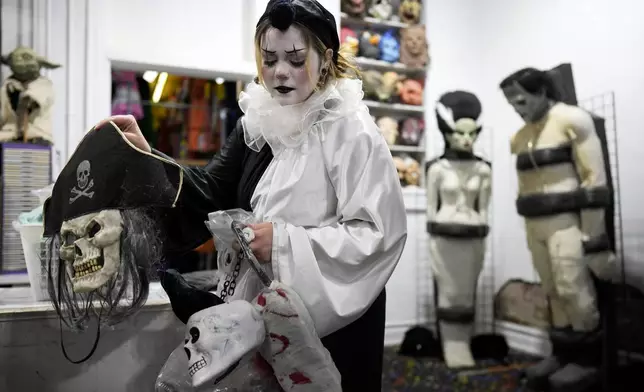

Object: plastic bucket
[13,221,47,301]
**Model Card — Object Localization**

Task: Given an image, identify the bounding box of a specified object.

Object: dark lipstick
[275,86,295,94]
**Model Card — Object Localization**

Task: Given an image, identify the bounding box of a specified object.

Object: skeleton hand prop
[59,209,122,293]
[252,281,342,392]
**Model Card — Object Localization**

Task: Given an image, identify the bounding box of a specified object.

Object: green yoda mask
[1,46,61,83]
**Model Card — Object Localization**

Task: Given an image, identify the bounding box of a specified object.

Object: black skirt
[321,289,387,392]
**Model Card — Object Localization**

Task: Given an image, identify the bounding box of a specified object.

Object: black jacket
[155,118,273,257]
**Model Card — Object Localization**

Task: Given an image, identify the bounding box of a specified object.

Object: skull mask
[184,300,265,388]
[59,209,122,293]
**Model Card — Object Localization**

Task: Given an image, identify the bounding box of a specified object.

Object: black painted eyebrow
[285,44,305,54]
[262,45,306,55]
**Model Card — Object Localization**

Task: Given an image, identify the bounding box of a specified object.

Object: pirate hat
[43,121,183,236]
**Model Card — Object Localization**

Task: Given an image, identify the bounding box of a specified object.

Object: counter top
[0,282,171,316]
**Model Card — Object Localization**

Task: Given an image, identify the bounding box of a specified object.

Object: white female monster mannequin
[96,1,407,390]
[425,91,491,368]
[501,67,615,392]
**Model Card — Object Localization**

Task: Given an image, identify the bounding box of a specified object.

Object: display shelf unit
[340,9,428,193]
[354,57,426,75]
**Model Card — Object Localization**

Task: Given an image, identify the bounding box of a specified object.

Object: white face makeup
[260,26,322,106]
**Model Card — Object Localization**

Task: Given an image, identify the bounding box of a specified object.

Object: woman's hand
[94,115,151,153]
[248,223,273,264]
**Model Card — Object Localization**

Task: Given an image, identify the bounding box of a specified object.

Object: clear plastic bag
[155,344,282,392]
[253,281,342,392]
[205,209,257,276]
[155,344,192,392]
[205,209,257,252]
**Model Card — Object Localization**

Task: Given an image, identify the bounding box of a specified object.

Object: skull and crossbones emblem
[69,160,95,204]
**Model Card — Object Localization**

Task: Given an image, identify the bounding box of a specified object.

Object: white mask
[59,209,122,293]
[445,118,480,152]
[436,101,481,152]
[260,26,323,106]
[502,82,550,123]
[184,300,266,388]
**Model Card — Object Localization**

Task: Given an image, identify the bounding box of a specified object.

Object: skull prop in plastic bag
[59,210,122,293]
[184,300,265,388]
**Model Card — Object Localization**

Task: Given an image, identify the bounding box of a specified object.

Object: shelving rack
[339,11,428,192]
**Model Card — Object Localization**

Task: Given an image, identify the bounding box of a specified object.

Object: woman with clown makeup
[95,0,407,390]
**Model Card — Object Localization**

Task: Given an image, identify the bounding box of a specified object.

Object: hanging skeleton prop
[501,65,615,392]
[156,269,342,392]
[42,121,183,362]
[0,46,61,144]
[425,91,497,368]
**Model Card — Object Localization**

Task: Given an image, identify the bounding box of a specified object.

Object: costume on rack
[0,46,61,144]
[42,122,182,343]
[425,91,492,368]
[501,67,615,392]
[111,70,144,119]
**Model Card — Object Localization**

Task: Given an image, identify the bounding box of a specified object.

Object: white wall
[106,0,341,80]
[107,0,256,80]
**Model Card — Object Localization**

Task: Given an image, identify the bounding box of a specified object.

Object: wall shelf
[340,12,410,29]
[355,57,426,75]
[364,100,424,114]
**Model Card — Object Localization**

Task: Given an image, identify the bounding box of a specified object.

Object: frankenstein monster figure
[501,67,615,392]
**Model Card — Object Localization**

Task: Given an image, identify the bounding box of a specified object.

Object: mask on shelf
[399,0,422,25]
[400,25,430,68]
[379,30,401,63]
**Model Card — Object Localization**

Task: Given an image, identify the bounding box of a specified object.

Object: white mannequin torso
[427,158,491,226]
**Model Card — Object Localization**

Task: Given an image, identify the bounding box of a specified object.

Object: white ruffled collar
[238,78,365,154]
